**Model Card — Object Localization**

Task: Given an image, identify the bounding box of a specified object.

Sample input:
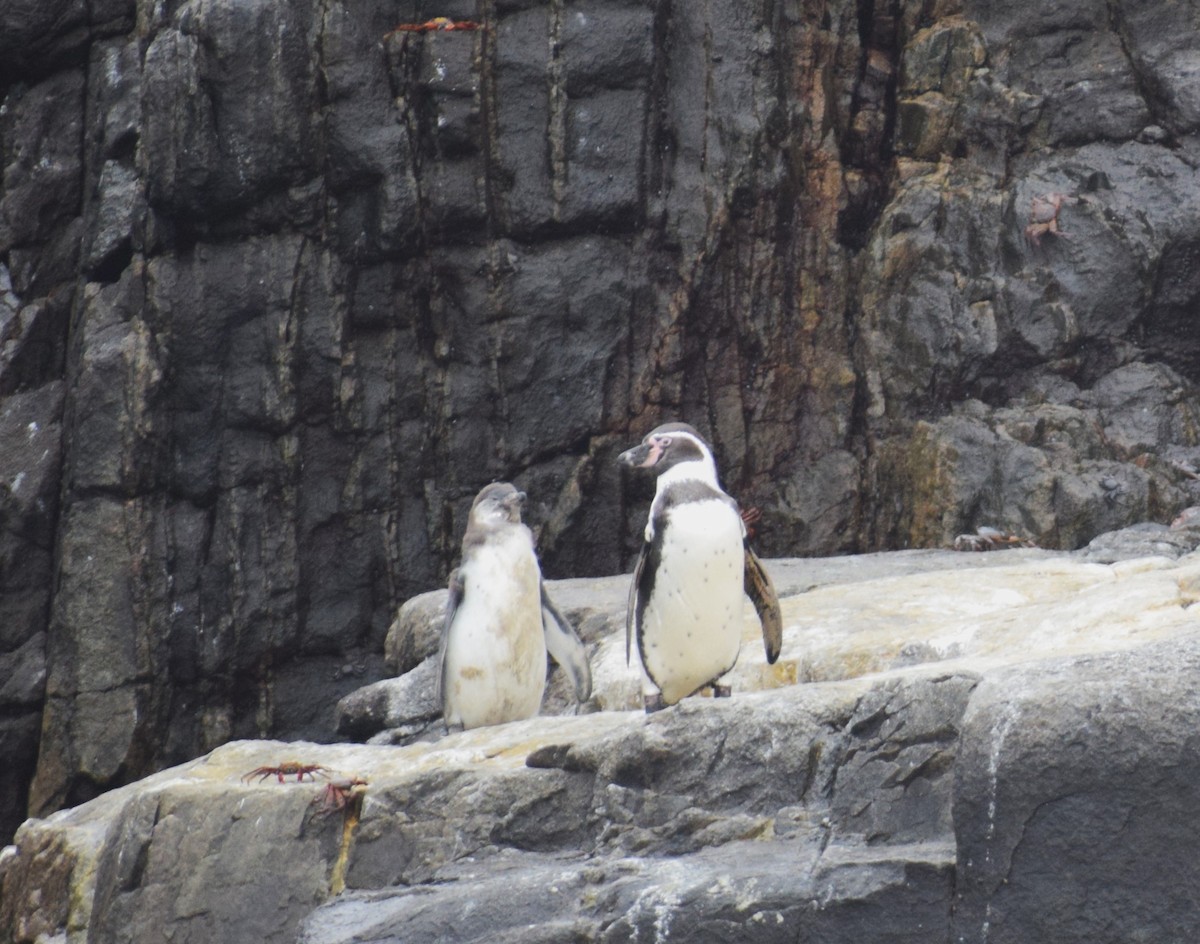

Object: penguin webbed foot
[712,683,732,698]
[643,693,667,714]
[570,699,591,717]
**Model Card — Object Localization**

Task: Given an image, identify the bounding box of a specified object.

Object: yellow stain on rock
[329,789,366,896]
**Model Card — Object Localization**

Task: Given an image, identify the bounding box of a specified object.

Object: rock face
[4,0,1200,850]
[4,546,1200,944]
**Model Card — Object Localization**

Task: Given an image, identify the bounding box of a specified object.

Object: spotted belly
[638,500,745,704]
[442,539,547,729]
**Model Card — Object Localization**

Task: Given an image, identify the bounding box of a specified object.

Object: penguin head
[469,482,527,527]
[618,423,715,478]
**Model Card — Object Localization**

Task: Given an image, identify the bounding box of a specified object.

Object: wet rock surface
[3,0,1200,872]
[4,546,1200,943]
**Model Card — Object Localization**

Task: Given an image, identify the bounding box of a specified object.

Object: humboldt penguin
[618,423,782,711]
[438,482,592,730]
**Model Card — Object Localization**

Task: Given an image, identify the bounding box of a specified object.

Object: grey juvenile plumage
[437,483,592,730]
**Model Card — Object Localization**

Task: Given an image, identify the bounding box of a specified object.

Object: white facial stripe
[644,437,721,537]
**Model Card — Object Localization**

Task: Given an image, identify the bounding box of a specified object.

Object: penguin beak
[618,440,662,469]
[501,490,526,520]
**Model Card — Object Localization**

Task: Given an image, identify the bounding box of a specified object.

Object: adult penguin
[619,423,782,711]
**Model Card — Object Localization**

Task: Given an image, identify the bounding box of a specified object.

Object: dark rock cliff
[2,0,1200,850]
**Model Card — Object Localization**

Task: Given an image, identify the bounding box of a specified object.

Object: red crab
[952,527,1036,552]
[241,761,331,784]
[1171,506,1200,530]
[1024,193,1070,247]
[387,17,482,37]
[740,506,762,541]
[311,776,370,817]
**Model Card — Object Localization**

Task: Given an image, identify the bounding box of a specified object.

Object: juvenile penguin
[438,482,592,730]
[619,423,782,711]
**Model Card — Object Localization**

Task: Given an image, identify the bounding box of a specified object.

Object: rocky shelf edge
[4,541,1200,944]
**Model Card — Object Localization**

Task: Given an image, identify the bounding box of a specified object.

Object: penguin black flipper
[744,547,782,664]
[437,567,466,726]
[625,540,651,665]
[540,584,593,703]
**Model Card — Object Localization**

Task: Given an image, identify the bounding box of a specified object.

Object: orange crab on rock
[241,761,331,783]
[387,17,482,37]
[952,526,1036,552]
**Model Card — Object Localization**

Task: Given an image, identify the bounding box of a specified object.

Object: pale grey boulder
[8,550,1200,944]
[952,636,1200,944]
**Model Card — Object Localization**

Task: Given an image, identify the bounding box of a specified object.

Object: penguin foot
[712,684,732,698]
[643,693,666,713]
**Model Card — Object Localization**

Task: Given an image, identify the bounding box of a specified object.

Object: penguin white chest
[639,499,744,704]
[443,530,547,729]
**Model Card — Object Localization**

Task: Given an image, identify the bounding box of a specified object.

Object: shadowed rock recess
[3,0,1200,935]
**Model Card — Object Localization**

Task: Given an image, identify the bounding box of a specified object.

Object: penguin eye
[658,436,672,447]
